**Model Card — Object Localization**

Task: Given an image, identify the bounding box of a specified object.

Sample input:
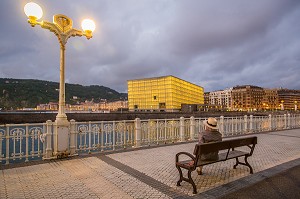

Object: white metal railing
[74,120,135,153]
[140,118,181,145]
[1,114,300,165]
[0,123,46,165]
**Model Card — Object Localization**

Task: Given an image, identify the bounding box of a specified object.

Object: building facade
[205,86,300,112]
[277,89,300,110]
[37,102,58,111]
[36,100,128,112]
[209,88,233,110]
[127,76,204,111]
[232,85,264,111]
[262,88,278,110]
[204,92,210,105]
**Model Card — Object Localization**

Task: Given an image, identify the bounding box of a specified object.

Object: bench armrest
[176,152,196,163]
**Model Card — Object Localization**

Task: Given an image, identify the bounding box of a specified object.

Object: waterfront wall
[0,111,278,124]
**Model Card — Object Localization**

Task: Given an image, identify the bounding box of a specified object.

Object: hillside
[0,78,127,110]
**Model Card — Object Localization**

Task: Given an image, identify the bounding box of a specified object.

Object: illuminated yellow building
[127,76,204,111]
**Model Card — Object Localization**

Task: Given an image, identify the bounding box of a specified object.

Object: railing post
[0,131,2,163]
[284,114,287,129]
[101,121,104,151]
[44,120,53,160]
[88,121,92,153]
[291,114,295,128]
[244,115,248,133]
[69,119,77,156]
[268,114,272,131]
[134,118,141,147]
[287,113,291,129]
[249,115,253,133]
[25,124,29,162]
[219,116,224,136]
[190,116,195,140]
[179,117,185,142]
[234,117,238,133]
[123,120,127,148]
[5,125,10,165]
[155,119,159,145]
[164,119,167,144]
[113,121,116,150]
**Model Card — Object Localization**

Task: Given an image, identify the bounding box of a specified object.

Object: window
[159,103,166,109]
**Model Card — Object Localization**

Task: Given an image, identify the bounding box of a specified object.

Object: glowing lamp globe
[24,2,43,20]
[81,19,96,32]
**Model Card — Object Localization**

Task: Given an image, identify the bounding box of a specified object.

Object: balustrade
[1,114,299,165]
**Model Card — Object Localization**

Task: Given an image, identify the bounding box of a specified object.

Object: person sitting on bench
[197,117,222,175]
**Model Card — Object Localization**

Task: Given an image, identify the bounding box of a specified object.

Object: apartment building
[204,92,210,105]
[277,89,300,110]
[262,88,278,110]
[209,88,233,110]
[231,85,264,111]
[37,100,128,112]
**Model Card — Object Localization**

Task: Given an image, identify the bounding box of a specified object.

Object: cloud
[0,0,300,93]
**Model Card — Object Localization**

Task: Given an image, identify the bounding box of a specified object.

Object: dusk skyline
[1,0,300,93]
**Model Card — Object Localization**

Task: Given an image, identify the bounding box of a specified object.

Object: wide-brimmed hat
[203,117,218,130]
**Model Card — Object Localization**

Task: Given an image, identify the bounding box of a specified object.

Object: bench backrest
[193,136,257,159]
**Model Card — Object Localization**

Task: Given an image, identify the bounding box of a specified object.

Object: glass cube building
[127,76,204,111]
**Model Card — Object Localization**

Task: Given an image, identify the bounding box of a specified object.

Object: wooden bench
[175,136,257,194]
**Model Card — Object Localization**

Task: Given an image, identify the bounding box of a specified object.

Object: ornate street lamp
[24,2,95,157]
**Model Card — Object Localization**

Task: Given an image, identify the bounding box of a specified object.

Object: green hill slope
[0,78,127,110]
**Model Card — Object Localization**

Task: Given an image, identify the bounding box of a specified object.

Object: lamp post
[281,100,284,111]
[24,2,95,158]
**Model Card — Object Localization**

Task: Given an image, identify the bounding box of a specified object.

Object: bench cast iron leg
[188,170,197,194]
[233,156,253,174]
[233,157,240,169]
[245,156,253,174]
[176,165,183,186]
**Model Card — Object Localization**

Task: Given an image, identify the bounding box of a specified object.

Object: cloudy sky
[0,0,300,93]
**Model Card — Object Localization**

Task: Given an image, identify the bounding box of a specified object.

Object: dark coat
[198,130,222,160]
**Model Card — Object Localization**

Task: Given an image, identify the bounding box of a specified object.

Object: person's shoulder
[211,130,222,135]
[200,130,209,135]
[203,129,211,133]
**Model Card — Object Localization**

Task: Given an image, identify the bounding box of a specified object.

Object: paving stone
[1,129,300,198]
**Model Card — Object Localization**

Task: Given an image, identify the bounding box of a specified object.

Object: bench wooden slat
[194,136,257,154]
[195,150,249,166]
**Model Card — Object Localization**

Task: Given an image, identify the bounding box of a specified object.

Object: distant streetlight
[24,2,95,157]
[281,100,284,110]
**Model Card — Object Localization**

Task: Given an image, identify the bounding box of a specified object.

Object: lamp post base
[53,115,70,158]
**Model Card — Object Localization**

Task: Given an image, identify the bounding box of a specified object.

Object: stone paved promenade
[1,129,300,199]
